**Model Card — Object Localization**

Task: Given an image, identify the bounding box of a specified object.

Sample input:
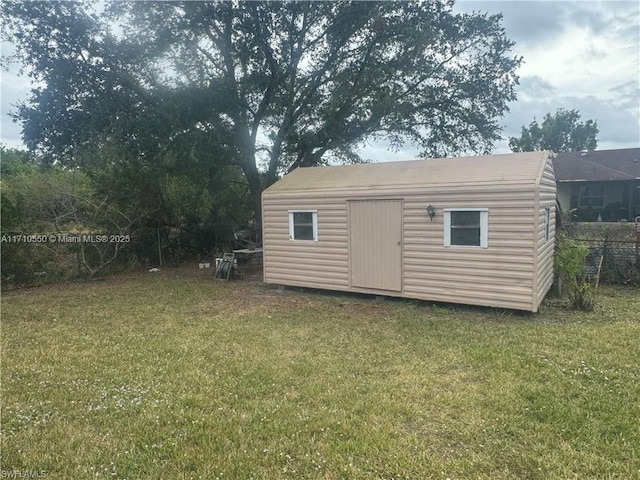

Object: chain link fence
[566,222,640,286]
[1,223,260,288]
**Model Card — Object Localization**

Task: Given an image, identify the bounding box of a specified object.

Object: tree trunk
[245,164,263,232]
[238,147,264,234]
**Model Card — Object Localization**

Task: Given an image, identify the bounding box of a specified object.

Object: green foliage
[554,232,599,311]
[509,108,598,153]
[1,148,142,285]
[3,0,522,223]
[0,146,38,175]
[1,151,83,285]
[1,144,253,285]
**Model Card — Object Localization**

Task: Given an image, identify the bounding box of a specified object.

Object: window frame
[578,184,605,208]
[544,206,551,243]
[443,208,488,248]
[288,210,318,241]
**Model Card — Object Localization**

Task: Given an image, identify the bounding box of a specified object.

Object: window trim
[288,210,318,241]
[577,184,605,208]
[443,208,488,248]
[544,206,551,243]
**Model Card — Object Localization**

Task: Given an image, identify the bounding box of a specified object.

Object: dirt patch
[237,262,264,282]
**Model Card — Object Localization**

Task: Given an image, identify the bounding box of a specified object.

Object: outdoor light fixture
[426,204,435,221]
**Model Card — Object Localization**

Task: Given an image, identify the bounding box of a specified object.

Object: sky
[362,0,640,160]
[1,0,639,161]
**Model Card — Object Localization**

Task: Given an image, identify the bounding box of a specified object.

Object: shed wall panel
[533,157,557,310]
[400,190,537,311]
[262,196,349,290]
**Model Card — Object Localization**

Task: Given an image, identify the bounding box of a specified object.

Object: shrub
[554,232,600,311]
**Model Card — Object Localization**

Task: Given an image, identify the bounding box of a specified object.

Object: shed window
[288,210,318,241]
[444,209,488,248]
[544,206,551,242]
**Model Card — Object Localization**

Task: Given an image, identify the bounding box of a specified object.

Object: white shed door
[349,200,402,291]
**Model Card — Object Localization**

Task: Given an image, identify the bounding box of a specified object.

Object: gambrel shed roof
[267,151,553,193]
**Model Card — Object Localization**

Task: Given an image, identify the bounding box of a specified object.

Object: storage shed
[262,151,556,312]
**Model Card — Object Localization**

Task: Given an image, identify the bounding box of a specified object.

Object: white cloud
[503,91,639,148]
[517,75,556,103]
[456,0,640,155]
[366,1,639,160]
[519,21,637,100]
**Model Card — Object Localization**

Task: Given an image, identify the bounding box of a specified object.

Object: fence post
[157,227,163,267]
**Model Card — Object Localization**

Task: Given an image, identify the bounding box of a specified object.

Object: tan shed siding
[262,195,349,290]
[402,187,538,311]
[533,157,557,310]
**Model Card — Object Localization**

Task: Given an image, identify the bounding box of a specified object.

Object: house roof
[265,151,552,194]
[553,148,640,182]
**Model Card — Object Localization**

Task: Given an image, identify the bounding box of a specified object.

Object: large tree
[508,108,598,153]
[2,0,522,224]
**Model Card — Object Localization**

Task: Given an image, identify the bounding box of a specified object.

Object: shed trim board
[288,210,318,242]
[262,152,556,312]
[443,208,489,248]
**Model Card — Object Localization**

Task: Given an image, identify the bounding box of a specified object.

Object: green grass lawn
[2,268,639,479]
